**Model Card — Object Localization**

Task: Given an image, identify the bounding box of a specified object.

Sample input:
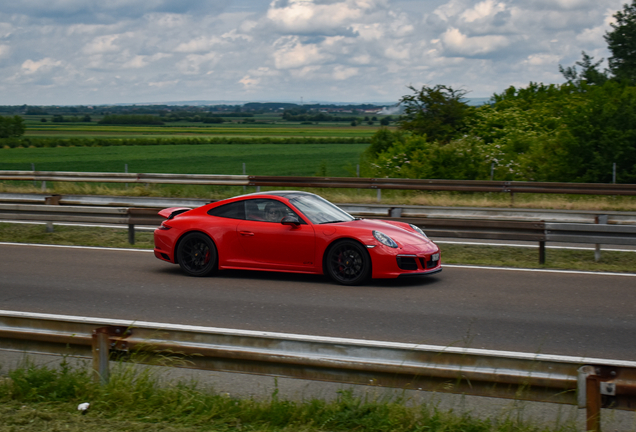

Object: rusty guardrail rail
[0,310,634,432]
[3,170,636,197]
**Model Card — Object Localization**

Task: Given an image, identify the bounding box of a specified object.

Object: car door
[236,199,316,270]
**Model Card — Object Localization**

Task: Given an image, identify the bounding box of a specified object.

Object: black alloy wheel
[325,240,371,285]
[176,232,218,277]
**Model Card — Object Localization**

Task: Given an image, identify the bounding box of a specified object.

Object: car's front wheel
[176,232,217,277]
[325,240,371,285]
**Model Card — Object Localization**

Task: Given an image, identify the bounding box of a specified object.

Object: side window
[207,201,246,219]
[245,199,304,223]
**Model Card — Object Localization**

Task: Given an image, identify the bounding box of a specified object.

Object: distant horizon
[10,97,491,108]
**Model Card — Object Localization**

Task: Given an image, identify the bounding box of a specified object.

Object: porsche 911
[153,191,441,285]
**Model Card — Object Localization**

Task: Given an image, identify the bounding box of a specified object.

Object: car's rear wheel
[177,232,217,277]
[325,240,371,285]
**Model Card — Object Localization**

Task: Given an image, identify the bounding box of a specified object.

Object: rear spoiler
[158,207,192,220]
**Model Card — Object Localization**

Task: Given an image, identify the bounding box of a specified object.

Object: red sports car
[153,191,441,285]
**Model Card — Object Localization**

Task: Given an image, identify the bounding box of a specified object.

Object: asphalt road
[1,243,635,361]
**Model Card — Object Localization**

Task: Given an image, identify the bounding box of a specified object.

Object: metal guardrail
[0,171,249,186]
[0,203,161,244]
[248,176,636,196]
[3,170,636,197]
[0,310,634,432]
[5,193,636,225]
[2,197,636,261]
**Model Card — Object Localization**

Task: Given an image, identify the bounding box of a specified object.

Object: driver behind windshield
[264,202,286,222]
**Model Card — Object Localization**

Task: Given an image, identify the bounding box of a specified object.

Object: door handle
[239,231,255,236]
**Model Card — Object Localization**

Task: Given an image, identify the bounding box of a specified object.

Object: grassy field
[0,143,367,176]
[22,115,383,138]
[3,118,636,211]
[0,361,576,432]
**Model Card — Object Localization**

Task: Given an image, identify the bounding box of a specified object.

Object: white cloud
[524,53,562,66]
[460,1,506,23]
[0,0,627,104]
[21,58,62,74]
[239,75,260,89]
[266,0,388,35]
[148,79,179,87]
[440,27,510,56]
[333,65,358,80]
[174,36,223,53]
[176,52,217,74]
[82,34,122,54]
[273,36,328,69]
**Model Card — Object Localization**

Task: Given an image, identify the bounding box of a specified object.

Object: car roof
[235,190,317,199]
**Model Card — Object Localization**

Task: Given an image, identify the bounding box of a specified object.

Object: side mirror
[281,215,301,226]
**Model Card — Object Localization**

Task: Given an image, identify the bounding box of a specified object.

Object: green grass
[0,143,368,176]
[440,244,636,273]
[0,360,576,432]
[23,121,382,138]
[2,223,635,274]
[0,223,153,249]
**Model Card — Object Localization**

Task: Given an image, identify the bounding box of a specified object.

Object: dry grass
[3,182,636,211]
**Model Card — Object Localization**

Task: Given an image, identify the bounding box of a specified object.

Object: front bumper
[397,267,443,278]
[368,244,442,279]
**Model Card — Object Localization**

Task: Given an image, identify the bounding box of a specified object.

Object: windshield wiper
[319,220,348,224]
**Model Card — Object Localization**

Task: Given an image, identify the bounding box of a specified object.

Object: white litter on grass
[77,402,90,414]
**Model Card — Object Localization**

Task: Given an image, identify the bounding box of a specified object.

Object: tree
[398,84,471,143]
[559,51,609,86]
[605,0,636,83]
[0,115,25,138]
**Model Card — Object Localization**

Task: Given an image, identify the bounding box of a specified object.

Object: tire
[325,240,371,286]
[176,232,218,277]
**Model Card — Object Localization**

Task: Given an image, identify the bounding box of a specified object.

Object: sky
[0,0,625,105]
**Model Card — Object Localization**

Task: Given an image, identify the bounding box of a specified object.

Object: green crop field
[22,116,384,139]
[0,143,368,176]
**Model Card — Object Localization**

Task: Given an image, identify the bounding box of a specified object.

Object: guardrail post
[92,328,111,385]
[586,373,602,432]
[579,366,603,432]
[389,207,402,218]
[595,215,608,262]
[377,189,381,202]
[44,194,61,233]
[128,224,135,245]
[539,241,546,264]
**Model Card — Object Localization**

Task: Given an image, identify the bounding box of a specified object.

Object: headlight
[409,224,427,238]
[373,230,398,248]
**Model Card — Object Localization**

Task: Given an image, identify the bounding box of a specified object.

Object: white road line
[0,242,153,253]
[0,242,634,277]
[444,264,636,277]
[435,240,636,253]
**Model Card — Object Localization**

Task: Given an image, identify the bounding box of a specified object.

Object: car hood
[331,218,432,246]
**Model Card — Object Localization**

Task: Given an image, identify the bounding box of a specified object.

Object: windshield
[288,194,355,224]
